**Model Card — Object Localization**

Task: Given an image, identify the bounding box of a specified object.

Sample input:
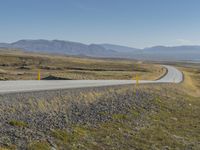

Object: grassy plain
[0,49,165,80]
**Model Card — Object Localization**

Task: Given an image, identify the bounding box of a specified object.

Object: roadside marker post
[38,70,41,80]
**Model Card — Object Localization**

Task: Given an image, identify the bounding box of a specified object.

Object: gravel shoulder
[0,81,200,150]
[0,84,163,149]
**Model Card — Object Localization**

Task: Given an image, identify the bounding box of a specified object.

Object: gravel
[0,85,160,149]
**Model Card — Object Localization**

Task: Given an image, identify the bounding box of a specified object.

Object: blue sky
[0,0,200,48]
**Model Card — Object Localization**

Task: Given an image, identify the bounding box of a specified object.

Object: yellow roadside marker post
[38,69,41,80]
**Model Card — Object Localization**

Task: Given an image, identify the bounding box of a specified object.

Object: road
[0,65,183,94]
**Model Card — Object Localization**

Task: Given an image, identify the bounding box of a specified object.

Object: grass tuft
[9,120,28,128]
[27,141,51,150]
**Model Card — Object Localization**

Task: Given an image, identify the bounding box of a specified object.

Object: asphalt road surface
[0,65,183,94]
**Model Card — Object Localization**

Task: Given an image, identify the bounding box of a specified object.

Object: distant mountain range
[100,44,140,53]
[0,39,200,61]
[0,40,117,57]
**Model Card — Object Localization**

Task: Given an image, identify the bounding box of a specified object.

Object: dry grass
[27,141,51,150]
[0,49,165,80]
[177,65,200,97]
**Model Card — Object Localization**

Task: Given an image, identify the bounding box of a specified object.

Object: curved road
[0,65,183,94]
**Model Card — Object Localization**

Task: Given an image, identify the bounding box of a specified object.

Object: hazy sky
[0,0,200,48]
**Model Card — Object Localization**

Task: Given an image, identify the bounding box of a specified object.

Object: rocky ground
[0,83,200,150]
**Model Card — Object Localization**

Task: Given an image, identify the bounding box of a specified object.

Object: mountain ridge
[0,39,200,61]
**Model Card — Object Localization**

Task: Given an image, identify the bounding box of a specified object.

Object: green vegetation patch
[27,141,51,150]
[112,114,127,120]
[51,126,92,149]
[0,146,16,150]
[9,120,28,128]
[51,129,69,143]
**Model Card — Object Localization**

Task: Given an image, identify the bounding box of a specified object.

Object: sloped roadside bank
[0,83,199,150]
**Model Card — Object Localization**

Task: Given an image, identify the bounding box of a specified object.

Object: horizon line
[1,39,200,49]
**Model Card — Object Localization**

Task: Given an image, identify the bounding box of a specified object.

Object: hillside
[1,40,200,61]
